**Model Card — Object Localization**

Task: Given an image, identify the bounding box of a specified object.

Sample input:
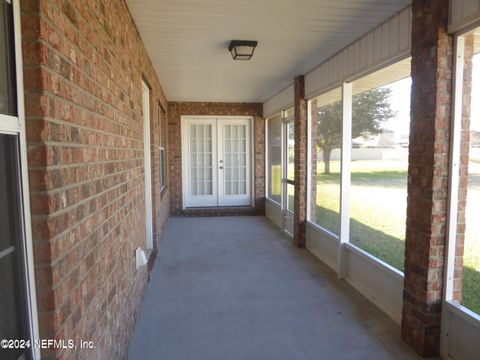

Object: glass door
[185,119,218,207]
[282,108,295,235]
[183,117,252,208]
[218,119,251,206]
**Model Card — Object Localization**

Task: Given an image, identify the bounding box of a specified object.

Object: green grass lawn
[314,159,480,314]
[269,157,480,314]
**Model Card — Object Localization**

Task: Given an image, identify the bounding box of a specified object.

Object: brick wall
[167,102,264,215]
[402,0,453,356]
[21,0,169,358]
[293,76,307,247]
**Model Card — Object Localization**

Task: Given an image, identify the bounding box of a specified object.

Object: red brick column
[402,0,453,356]
[293,76,307,247]
[254,116,266,214]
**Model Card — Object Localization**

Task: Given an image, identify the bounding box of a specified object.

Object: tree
[316,88,395,174]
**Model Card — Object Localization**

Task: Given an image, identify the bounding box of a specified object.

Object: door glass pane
[0,134,30,359]
[190,124,213,196]
[239,181,246,194]
[205,124,211,138]
[0,1,17,116]
[225,181,232,195]
[267,115,282,203]
[205,182,212,195]
[224,124,247,195]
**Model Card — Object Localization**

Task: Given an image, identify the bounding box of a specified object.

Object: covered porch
[2,0,480,359]
[129,216,421,359]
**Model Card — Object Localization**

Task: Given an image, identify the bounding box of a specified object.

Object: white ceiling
[126,0,411,103]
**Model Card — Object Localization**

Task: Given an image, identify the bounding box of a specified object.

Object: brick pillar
[254,115,266,215]
[293,76,307,248]
[401,0,453,356]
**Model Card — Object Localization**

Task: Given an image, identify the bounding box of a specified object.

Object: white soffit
[126,0,410,103]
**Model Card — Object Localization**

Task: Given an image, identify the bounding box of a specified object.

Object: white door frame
[282,111,294,236]
[181,116,253,209]
[142,81,153,249]
[0,1,41,358]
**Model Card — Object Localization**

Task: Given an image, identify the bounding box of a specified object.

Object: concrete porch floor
[128,216,422,360]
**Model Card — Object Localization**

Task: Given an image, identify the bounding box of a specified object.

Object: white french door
[185,119,218,207]
[183,117,252,208]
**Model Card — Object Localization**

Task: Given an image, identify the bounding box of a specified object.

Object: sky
[382,77,412,136]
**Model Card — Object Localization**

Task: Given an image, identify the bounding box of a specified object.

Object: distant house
[352,130,409,148]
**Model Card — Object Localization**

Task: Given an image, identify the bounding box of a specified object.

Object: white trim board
[142,81,153,250]
[449,0,480,33]
[265,198,282,229]
[0,1,41,358]
[263,84,294,119]
[304,221,404,324]
[442,301,480,360]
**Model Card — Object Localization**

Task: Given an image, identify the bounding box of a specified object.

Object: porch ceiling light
[228,40,258,60]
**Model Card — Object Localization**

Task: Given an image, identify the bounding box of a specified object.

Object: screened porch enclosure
[2,0,480,359]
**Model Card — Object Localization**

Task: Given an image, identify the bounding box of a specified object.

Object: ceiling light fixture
[228,40,258,60]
